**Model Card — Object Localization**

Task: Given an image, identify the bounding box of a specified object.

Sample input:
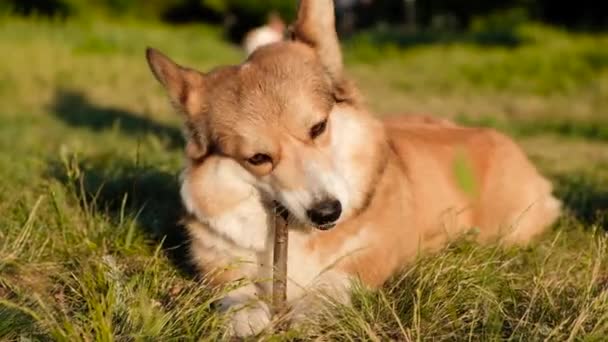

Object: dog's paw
[226,301,272,337]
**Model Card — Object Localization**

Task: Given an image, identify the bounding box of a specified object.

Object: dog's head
[147,0,377,230]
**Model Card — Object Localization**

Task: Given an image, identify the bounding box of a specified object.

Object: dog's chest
[258,227,370,301]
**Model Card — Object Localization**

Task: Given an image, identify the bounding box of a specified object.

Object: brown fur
[146,0,560,336]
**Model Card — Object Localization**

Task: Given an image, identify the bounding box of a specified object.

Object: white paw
[228,302,272,337]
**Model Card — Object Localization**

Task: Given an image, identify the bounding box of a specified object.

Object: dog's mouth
[314,222,336,230]
[273,201,290,222]
[272,201,336,231]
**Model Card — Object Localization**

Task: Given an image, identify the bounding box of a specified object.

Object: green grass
[1,16,607,340]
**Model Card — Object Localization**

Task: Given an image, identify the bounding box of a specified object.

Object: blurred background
[3,0,608,40]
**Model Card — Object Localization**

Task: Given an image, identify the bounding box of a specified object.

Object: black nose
[307,199,342,227]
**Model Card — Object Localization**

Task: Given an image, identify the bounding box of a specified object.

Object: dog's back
[385,121,560,249]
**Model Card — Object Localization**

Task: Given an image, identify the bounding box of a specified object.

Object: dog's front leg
[186,218,273,337]
[216,280,272,337]
[287,270,353,329]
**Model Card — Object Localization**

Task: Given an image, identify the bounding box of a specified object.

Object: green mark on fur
[453,148,477,197]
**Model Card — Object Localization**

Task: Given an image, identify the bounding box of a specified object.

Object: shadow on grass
[49,89,183,149]
[48,155,196,277]
[555,174,608,228]
[0,304,41,340]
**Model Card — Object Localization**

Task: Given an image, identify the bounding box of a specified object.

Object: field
[1,16,608,340]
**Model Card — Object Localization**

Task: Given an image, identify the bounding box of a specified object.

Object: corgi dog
[242,12,286,56]
[146,0,561,336]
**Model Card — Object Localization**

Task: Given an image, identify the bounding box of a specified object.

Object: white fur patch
[228,302,271,337]
[329,108,372,218]
[284,228,369,302]
[244,27,283,55]
[303,158,352,215]
[217,285,272,337]
[204,200,271,251]
[275,188,312,222]
[180,159,271,251]
[288,270,352,326]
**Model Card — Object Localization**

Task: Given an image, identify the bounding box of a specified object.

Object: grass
[0,15,607,340]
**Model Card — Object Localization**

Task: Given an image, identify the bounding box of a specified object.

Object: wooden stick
[272,213,289,318]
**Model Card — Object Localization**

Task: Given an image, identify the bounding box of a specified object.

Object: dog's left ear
[146,47,209,159]
[146,47,206,118]
[293,0,343,81]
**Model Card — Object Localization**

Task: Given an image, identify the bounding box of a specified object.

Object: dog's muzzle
[307,199,341,230]
[273,200,339,231]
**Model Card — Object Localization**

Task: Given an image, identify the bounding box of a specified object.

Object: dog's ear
[146,48,209,159]
[185,139,207,161]
[182,120,208,160]
[146,47,206,118]
[293,0,342,81]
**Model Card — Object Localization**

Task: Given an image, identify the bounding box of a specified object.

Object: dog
[146,0,561,336]
[242,12,286,56]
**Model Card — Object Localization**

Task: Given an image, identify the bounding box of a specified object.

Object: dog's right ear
[293,0,343,82]
[146,48,209,159]
[146,47,206,118]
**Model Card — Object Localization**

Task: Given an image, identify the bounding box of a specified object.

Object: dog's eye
[247,153,272,166]
[310,120,327,139]
[333,93,347,104]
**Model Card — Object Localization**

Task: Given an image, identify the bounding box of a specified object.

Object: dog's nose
[307,199,342,228]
